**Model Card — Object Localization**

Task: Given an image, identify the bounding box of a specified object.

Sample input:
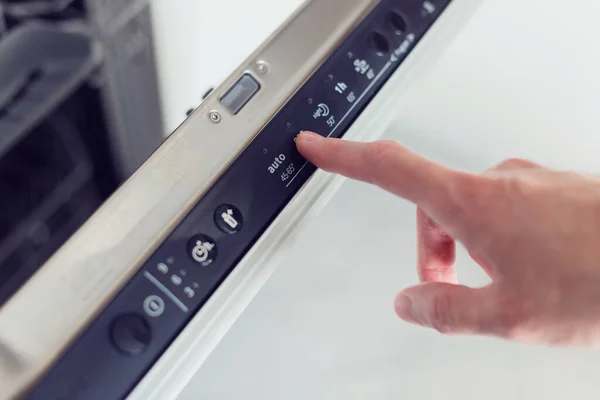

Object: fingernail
[394,294,419,324]
[297,131,322,144]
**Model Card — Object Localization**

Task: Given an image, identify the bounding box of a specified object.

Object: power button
[109,313,152,357]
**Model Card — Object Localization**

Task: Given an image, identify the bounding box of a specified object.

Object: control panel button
[388,11,407,35]
[368,31,391,56]
[143,295,165,318]
[220,73,261,115]
[215,204,243,234]
[110,313,152,357]
[187,234,217,266]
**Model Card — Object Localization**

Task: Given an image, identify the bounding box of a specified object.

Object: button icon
[215,204,243,234]
[191,241,213,263]
[157,262,169,274]
[184,287,195,298]
[335,82,347,94]
[188,234,217,266]
[313,103,330,119]
[422,1,436,16]
[221,209,239,229]
[171,275,182,286]
[143,295,165,318]
[353,59,370,75]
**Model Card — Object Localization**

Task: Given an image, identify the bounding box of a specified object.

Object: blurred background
[1,0,600,399]
[0,0,163,307]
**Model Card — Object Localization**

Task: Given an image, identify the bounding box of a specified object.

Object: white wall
[175,0,600,399]
[149,0,304,134]
[393,0,600,174]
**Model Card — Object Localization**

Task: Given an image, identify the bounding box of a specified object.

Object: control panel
[26,1,451,398]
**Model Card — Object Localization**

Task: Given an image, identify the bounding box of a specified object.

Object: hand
[296,131,600,347]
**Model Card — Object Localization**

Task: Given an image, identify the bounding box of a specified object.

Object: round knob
[109,313,152,357]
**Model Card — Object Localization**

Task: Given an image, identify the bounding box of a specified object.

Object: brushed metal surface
[0,1,377,398]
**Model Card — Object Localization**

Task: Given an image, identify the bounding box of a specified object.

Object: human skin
[296,130,600,348]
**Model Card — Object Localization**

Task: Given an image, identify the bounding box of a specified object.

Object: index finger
[296,131,478,240]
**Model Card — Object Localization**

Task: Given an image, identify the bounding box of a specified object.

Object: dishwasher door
[0,1,480,399]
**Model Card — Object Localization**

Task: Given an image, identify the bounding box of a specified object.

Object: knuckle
[430,293,456,335]
[364,141,399,183]
[450,174,488,212]
[486,158,541,175]
[429,290,533,338]
[489,173,527,205]
[489,294,531,340]
[499,158,530,169]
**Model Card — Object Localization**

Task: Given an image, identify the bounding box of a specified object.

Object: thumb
[395,283,509,336]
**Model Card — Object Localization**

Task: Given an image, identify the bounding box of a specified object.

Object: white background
[149,0,304,133]
[152,0,600,399]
